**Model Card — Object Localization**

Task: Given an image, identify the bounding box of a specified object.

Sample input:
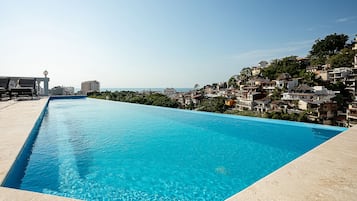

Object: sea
[75,88,192,93]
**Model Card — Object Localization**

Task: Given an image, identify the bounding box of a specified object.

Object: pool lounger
[10,78,37,99]
[0,77,10,99]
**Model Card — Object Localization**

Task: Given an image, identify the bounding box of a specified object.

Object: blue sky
[0,0,356,88]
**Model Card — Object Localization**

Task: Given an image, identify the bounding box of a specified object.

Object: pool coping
[0,98,356,200]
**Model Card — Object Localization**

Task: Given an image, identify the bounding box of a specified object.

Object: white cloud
[307,16,356,32]
[306,24,332,32]
[336,17,349,23]
[335,16,356,23]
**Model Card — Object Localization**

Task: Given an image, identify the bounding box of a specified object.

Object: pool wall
[49,95,87,100]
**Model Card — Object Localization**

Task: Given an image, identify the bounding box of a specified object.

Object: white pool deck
[0,98,356,201]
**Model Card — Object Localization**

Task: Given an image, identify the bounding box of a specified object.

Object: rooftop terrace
[0,98,356,200]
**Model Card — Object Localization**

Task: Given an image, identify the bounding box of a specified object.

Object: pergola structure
[6,76,50,96]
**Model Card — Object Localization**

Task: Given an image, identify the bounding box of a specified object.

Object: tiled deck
[0,98,356,200]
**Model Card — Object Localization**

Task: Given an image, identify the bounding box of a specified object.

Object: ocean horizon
[75,87,192,93]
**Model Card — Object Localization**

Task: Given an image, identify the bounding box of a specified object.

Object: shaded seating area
[0,77,10,100]
[0,76,49,101]
[10,78,37,99]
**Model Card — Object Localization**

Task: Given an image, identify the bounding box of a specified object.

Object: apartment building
[81,80,100,95]
[328,67,352,83]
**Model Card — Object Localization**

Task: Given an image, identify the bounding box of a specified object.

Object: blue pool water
[4,98,346,200]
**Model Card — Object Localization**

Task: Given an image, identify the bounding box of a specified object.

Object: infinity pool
[3,98,346,200]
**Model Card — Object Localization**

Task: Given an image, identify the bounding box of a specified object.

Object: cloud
[306,24,332,32]
[336,17,349,23]
[307,16,356,32]
[232,39,314,65]
[335,16,356,23]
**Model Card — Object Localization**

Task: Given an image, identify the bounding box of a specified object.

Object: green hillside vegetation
[327,47,355,68]
[261,56,308,80]
[309,33,349,66]
[198,97,227,113]
[255,33,355,84]
[88,91,179,108]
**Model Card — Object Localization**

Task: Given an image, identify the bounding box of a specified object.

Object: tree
[309,33,349,66]
[326,82,353,111]
[327,48,355,68]
[198,97,227,113]
[239,67,252,82]
[218,82,228,89]
[228,76,238,88]
[261,56,307,80]
[271,87,283,101]
[88,91,180,108]
[259,60,269,68]
[300,71,323,86]
[297,111,308,122]
[194,84,200,90]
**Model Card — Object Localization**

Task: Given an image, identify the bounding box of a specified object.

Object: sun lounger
[10,78,37,98]
[0,77,10,99]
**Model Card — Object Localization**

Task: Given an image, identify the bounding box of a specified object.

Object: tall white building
[81,80,100,94]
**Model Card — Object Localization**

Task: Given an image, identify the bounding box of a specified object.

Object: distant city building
[316,70,329,81]
[50,86,75,95]
[355,51,357,69]
[350,38,357,97]
[65,87,75,95]
[347,101,357,127]
[81,80,100,95]
[163,88,176,97]
[328,67,352,83]
[345,67,357,97]
[235,86,264,111]
[274,73,299,92]
[282,85,336,101]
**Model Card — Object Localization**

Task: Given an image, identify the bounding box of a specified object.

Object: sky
[0,0,356,89]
